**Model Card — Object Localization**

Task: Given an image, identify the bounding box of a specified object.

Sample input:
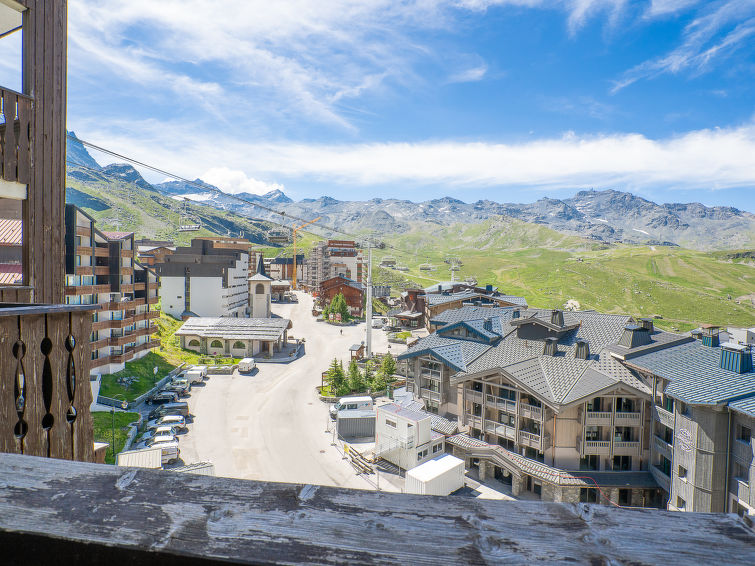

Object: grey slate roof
[626,340,755,406]
[176,317,290,341]
[378,403,429,423]
[430,306,517,326]
[730,396,755,418]
[397,333,490,373]
[426,290,526,307]
[605,329,693,360]
[430,414,459,436]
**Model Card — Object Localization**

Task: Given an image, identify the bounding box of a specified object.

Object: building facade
[176,317,291,358]
[249,255,272,319]
[154,239,249,319]
[375,403,445,471]
[399,307,664,505]
[320,275,364,317]
[64,205,160,375]
[304,240,363,291]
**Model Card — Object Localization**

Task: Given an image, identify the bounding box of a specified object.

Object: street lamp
[153,365,158,387]
[110,394,128,464]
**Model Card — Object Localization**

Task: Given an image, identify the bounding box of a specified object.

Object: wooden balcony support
[0,453,752,565]
[0,303,96,462]
[0,89,32,185]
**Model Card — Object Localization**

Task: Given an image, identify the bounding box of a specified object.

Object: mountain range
[66,132,754,250]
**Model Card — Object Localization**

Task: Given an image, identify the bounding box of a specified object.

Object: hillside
[65,166,275,246]
[380,220,755,331]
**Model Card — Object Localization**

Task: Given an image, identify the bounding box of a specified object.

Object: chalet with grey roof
[620,323,755,519]
[399,306,664,506]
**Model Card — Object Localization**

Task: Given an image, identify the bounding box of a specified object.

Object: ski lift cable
[65,135,425,261]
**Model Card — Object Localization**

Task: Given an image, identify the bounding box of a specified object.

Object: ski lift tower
[178,198,201,232]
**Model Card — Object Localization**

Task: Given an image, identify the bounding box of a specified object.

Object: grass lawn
[92,411,140,464]
[98,352,177,402]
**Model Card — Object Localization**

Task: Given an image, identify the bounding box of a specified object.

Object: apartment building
[399,307,664,505]
[304,240,363,291]
[617,325,755,517]
[154,239,249,319]
[375,403,445,471]
[64,205,160,376]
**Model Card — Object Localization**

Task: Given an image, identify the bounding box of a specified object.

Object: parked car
[136,433,177,449]
[238,358,256,373]
[148,402,190,420]
[147,391,179,405]
[184,369,205,385]
[162,383,190,397]
[371,318,384,329]
[191,365,208,378]
[142,425,179,440]
[171,377,191,389]
[147,414,187,431]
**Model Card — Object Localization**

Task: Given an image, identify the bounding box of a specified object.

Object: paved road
[178,291,405,490]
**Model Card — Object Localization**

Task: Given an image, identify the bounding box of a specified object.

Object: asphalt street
[177,291,405,490]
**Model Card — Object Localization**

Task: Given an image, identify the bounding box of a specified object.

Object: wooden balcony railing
[585,411,613,426]
[0,89,31,185]
[519,403,543,421]
[614,411,642,426]
[0,303,96,462]
[0,453,752,565]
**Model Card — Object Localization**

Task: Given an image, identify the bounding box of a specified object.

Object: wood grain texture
[0,453,753,566]
[0,316,20,453]
[71,310,94,462]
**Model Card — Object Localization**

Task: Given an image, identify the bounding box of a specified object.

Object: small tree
[325,358,347,396]
[363,359,376,390]
[379,352,396,380]
[329,292,350,322]
[347,359,365,392]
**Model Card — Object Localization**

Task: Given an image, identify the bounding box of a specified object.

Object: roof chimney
[575,339,590,360]
[483,317,493,332]
[511,309,520,320]
[701,325,720,347]
[551,309,564,327]
[639,318,654,333]
[618,324,651,348]
[720,343,753,374]
[543,337,559,356]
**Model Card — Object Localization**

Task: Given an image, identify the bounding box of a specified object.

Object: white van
[239,358,256,373]
[155,441,180,465]
[191,365,208,377]
[329,395,374,419]
[184,369,204,385]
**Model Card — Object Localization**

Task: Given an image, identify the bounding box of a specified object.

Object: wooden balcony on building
[108,334,133,347]
[133,282,146,291]
[650,464,671,493]
[103,299,136,311]
[147,296,159,304]
[655,406,675,430]
[120,249,133,258]
[65,285,93,296]
[1,452,753,565]
[585,411,613,426]
[0,88,32,185]
[147,281,159,289]
[468,415,482,430]
[733,438,754,465]
[93,265,110,276]
[484,419,516,440]
[74,266,93,276]
[120,267,133,276]
[93,246,109,257]
[109,353,125,364]
[0,303,96,461]
[653,434,673,461]
[485,394,517,414]
[581,439,611,456]
[613,440,641,456]
[466,389,483,404]
[518,430,547,451]
[614,411,642,426]
[420,387,441,403]
[519,403,543,421]
[90,336,110,350]
[75,245,94,257]
[75,225,92,237]
[120,284,134,294]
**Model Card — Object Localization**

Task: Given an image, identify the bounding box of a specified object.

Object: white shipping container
[116,447,162,469]
[405,455,465,496]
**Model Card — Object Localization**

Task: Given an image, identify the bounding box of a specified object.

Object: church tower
[249,254,272,318]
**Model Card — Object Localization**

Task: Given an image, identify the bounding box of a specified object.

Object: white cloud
[613,1,755,92]
[448,65,488,83]
[201,167,285,196]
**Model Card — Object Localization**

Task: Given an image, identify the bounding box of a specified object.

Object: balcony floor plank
[0,453,753,565]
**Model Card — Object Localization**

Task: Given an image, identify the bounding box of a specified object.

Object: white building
[375,403,445,471]
[155,239,249,319]
[249,255,272,319]
[175,317,292,358]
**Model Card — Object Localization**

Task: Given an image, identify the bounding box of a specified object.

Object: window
[678,465,687,479]
[432,443,442,454]
[210,340,223,348]
[0,198,23,285]
[585,426,600,441]
[417,449,428,460]
[385,419,397,428]
[663,396,674,413]
[580,455,599,471]
[618,489,631,506]
[233,341,245,350]
[426,401,439,414]
[676,496,686,510]
[733,462,749,484]
[738,425,752,444]
[255,283,265,294]
[580,488,598,503]
[188,339,200,348]
[658,456,671,476]
[613,456,632,471]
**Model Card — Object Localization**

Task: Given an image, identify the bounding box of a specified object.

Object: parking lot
[175,291,406,490]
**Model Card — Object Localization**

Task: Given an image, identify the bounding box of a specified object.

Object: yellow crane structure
[292,217,321,290]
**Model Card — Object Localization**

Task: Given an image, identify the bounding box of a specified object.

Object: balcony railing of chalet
[613,440,641,456]
[0,89,31,185]
[0,303,96,462]
[581,439,611,456]
[655,405,675,429]
[519,402,543,421]
[585,411,613,425]
[485,393,517,414]
[0,453,752,565]
[614,411,642,425]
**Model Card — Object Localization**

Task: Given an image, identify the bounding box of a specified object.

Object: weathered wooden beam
[0,454,753,565]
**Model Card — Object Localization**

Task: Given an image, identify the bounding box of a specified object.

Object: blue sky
[2,0,754,210]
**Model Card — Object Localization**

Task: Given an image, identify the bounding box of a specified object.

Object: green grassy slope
[66,167,275,245]
[382,217,755,331]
